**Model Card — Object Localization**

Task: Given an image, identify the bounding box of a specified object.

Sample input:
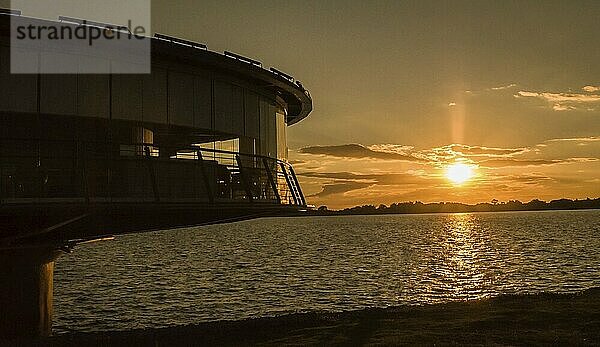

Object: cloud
[482,173,555,188]
[300,171,371,180]
[299,171,435,185]
[526,137,600,162]
[465,84,517,95]
[448,144,527,156]
[478,158,563,168]
[298,144,423,162]
[368,144,415,155]
[508,174,554,184]
[583,86,600,92]
[297,142,541,167]
[553,104,577,111]
[515,89,600,111]
[478,157,598,168]
[545,136,600,143]
[491,83,517,90]
[308,182,371,198]
[516,91,600,103]
[296,138,598,170]
[299,171,441,202]
[413,144,528,164]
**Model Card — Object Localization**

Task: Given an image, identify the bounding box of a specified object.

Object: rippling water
[53,210,600,334]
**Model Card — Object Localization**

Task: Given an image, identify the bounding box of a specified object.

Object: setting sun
[446,163,475,185]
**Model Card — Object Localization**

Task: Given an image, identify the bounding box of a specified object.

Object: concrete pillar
[0,246,61,339]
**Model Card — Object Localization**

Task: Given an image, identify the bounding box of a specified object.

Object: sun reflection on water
[444,214,487,298]
[418,213,498,303]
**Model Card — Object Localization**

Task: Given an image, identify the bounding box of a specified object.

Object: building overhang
[0,14,313,126]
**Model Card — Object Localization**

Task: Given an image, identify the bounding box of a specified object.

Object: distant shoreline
[306,197,600,216]
[306,206,600,217]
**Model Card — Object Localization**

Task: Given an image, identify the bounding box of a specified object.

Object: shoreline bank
[12,288,599,346]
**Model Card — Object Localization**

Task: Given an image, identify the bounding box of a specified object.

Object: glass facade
[276,111,288,161]
[0,34,307,207]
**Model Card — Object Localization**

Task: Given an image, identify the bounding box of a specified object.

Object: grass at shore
[30,288,600,346]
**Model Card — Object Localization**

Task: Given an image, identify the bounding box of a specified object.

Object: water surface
[54,210,600,334]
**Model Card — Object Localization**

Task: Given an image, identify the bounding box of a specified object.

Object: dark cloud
[478,159,563,168]
[309,182,372,198]
[298,144,423,162]
[510,175,553,184]
[299,171,436,185]
[301,171,438,200]
[300,171,369,180]
[485,174,554,186]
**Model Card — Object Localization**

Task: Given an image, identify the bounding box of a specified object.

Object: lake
[53,210,600,334]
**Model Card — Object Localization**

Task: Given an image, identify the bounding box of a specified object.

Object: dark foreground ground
[7,288,600,346]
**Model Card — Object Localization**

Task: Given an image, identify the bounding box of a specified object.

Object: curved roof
[0,14,313,125]
[150,36,313,125]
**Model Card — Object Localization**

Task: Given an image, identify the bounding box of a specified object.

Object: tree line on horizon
[313,198,600,215]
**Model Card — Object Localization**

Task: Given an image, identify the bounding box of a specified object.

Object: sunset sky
[154,1,600,208]
[10,0,599,209]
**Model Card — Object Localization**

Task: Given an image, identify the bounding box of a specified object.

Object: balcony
[0,138,306,207]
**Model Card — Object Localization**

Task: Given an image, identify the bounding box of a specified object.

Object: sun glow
[446,163,475,185]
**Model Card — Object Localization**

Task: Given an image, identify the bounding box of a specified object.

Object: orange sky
[291,137,600,209]
[153,1,600,208]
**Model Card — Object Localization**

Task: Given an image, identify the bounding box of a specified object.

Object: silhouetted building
[0,12,312,338]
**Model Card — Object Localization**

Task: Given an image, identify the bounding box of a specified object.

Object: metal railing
[224,51,262,68]
[154,33,208,50]
[0,138,306,207]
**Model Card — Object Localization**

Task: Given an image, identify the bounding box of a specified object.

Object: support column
[0,246,61,339]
